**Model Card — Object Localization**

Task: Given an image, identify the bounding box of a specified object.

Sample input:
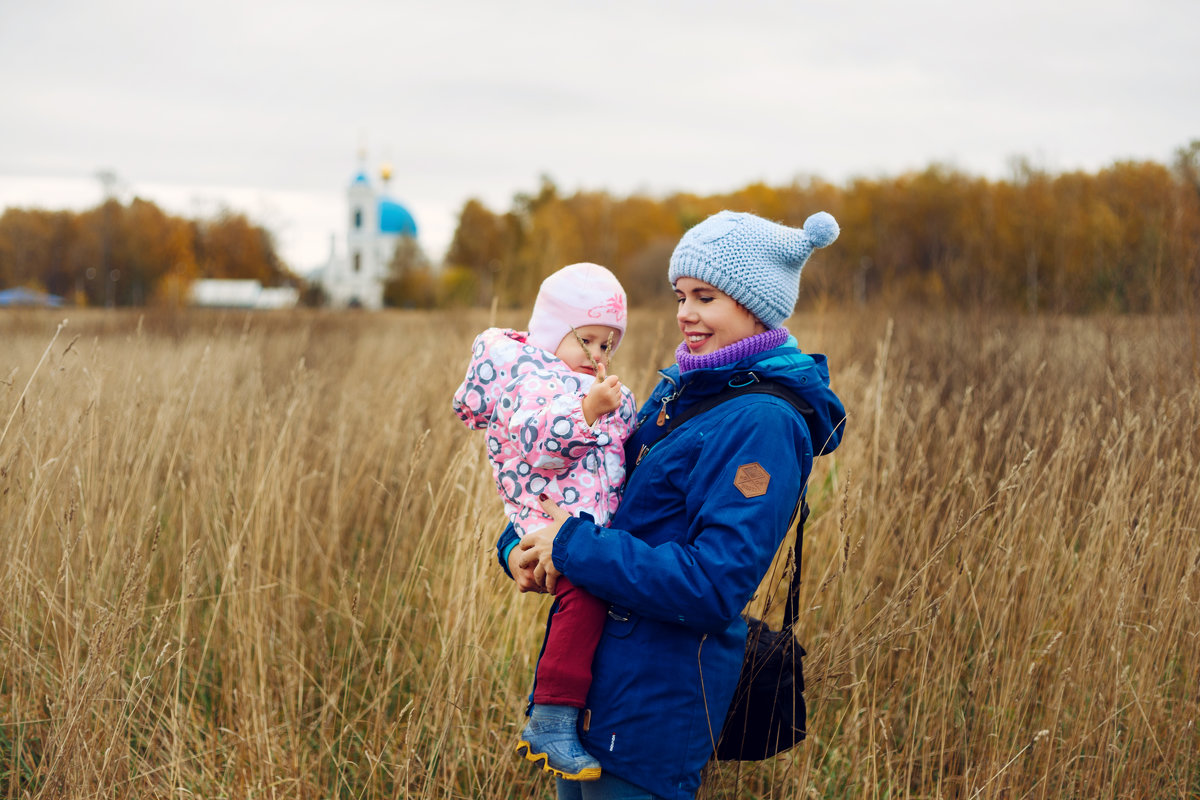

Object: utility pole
[96,170,118,307]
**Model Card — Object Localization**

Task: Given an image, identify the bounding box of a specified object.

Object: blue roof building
[311,158,419,309]
[379,199,418,237]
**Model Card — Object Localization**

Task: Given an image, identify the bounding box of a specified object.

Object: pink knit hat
[527,263,628,354]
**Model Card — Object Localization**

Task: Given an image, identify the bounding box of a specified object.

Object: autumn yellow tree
[443,198,508,305]
[194,210,287,284]
[0,199,289,306]
[438,147,1200,314]
[0,208,58,293]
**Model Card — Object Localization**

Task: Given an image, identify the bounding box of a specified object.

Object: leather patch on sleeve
[733,462,770,498]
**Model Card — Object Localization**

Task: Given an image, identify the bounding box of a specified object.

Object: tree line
[4,142,1198,313]
[432,142,1200,314]
[0,198,291,306]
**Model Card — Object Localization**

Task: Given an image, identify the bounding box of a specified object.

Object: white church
[308,158,419,309]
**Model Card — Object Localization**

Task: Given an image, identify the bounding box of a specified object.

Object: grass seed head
[570,326,603,375]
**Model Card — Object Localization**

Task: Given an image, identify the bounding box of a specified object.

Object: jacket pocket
[604,605,641,639]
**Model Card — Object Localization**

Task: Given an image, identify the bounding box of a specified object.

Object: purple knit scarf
[675,328,790,373]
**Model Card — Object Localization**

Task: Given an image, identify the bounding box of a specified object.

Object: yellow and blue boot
[515,704,601,781]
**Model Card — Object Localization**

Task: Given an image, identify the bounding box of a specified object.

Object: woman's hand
[516,495,571,594]
[507,544,546,593]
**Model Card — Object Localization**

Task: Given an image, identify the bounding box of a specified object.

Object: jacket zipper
[634,372,680,467]
[654,370,681,427]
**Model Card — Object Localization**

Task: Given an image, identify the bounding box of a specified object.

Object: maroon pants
[534,576,607,707]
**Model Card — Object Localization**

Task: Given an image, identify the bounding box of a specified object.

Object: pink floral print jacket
[453,327,637,537]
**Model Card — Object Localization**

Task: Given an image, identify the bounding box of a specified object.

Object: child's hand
[582,372,622,426]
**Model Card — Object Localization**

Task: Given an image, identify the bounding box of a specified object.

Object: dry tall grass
[2,307,1198,800]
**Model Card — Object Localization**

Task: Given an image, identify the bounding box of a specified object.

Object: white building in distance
[308,159,418,309]
[190,280,299,309]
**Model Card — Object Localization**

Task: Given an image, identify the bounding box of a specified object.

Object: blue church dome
[379,198,417,237]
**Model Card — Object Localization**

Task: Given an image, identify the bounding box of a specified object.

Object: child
[452,262,637,781]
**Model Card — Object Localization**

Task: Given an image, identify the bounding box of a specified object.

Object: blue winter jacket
[499,339,845,799]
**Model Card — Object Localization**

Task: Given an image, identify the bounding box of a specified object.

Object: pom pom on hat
[527,262,628,354]
[668,210,839,329]
[802,211,840,249]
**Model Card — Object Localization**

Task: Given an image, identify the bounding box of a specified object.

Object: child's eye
[699,295,714,303]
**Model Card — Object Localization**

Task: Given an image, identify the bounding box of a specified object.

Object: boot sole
[515,740,601,781]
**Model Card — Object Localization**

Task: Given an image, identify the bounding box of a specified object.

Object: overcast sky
[2,0,1197,273]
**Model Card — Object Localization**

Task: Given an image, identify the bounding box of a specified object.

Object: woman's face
[674,277,766,355]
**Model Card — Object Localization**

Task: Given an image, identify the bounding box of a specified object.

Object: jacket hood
[665,336,845,455]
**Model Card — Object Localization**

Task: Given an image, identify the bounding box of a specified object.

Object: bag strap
[665,372,816,433]
[658,372,814,634]
[781,498,807,633]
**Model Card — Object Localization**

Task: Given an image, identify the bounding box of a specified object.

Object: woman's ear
[736,300,768,335]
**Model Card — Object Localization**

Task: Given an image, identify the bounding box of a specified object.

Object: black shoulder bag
[651,374,812,761]
[715,501,807,761]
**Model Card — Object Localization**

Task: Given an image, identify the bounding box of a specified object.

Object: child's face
[554,324,622,376]
[674,277,766,355]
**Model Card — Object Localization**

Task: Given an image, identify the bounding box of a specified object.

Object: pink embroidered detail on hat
[588,292,626,323]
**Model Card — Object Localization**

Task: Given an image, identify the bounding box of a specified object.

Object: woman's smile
[674,277,766,355]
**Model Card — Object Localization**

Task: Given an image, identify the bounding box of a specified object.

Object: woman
[503,210,847,800]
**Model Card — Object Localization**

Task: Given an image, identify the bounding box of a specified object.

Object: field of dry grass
[2,306,1198,799]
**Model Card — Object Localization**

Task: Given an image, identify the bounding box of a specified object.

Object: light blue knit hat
[668,210,839,328]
